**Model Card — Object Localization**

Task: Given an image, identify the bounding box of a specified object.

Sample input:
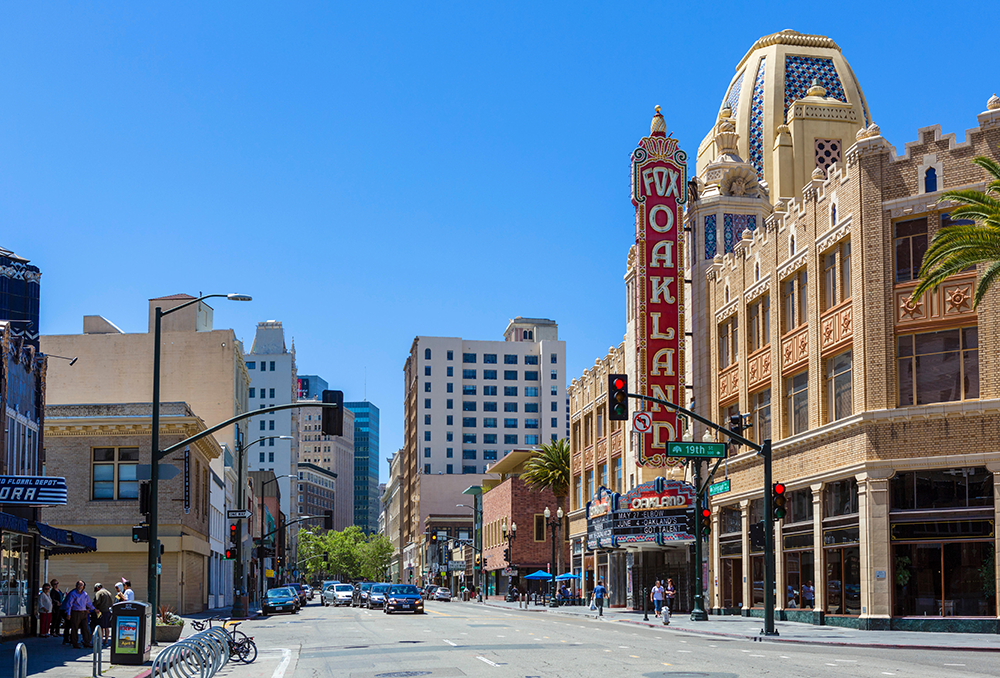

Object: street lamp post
[543,506,563,607]
[233,435,291,618]
[501,518,516,601]
[457,490,483,599]
[688,429,712,622]
[259,473,296,605]
[148,292,250,627]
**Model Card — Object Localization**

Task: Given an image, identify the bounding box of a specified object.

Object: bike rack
[13,642,27,678]
[92,629,103,677]
[151,627,232,678]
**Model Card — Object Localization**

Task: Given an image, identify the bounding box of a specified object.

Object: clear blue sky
[2,2,994,483]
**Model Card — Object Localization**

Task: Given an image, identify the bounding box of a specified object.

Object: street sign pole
[762,439,777,636]
[691,459,707,621]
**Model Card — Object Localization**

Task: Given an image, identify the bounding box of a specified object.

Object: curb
[480,600,1000,653]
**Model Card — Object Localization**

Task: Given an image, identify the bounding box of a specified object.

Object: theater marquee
[631,106,686,467]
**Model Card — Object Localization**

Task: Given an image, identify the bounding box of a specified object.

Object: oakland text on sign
[632,107,686,467]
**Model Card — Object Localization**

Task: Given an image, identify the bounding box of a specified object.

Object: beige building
[685,30,1000,631]
[382,449,403,581]
[295,399,354,531]
[43,403,220,614]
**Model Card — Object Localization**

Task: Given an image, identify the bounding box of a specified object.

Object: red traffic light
[701,507,711,519]
[613,377,625,390]
[773,482,786,495]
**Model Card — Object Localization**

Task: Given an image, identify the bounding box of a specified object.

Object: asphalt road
[235,599,998,678]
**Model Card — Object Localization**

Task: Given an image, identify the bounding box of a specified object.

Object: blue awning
[0,511,30,534]
[33,521,97,555]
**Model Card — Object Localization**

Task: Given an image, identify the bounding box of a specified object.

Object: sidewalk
[476,598,1000,652]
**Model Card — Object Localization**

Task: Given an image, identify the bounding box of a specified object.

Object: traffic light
[132,525,149,543]
[608,375,629,421]
[503,546,511,562]
[431,533,438,543]
[229,523,238,544]
[224,549,236,560]
[324,510,333,530]
[748,521,766,550]
[701,506,712,540]
[139,481,151,518]
[321,390,344,437]
[728,414,744,437]
[323,553,329,564]
[772,482,787,520]
[475,553,481,565]
[684,507,695,536]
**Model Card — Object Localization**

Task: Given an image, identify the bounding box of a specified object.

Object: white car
[324,583,354,607]
[431,587,452,602]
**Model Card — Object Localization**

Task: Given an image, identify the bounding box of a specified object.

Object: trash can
[110,601,152,665]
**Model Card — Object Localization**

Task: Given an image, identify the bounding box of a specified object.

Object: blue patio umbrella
[555,572,581,581]
[523,570,552,579]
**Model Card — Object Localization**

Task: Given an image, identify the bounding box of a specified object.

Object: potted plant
[155,604,185,643]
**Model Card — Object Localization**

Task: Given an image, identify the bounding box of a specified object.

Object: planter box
[155,624,183,643]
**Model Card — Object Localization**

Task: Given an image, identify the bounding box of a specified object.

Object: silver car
[367,583,391,609]
[431,587,452,602]
[323,583,354,607]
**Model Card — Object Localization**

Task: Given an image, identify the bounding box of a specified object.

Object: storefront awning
[32,521,98,555]
[0,511,30,534]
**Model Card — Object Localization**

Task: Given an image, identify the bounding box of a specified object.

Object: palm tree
[912,156,1000,307]
[521,438,570,573]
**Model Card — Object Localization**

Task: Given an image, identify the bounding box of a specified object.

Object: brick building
[482,450,569,598]
[685,30,1000,631]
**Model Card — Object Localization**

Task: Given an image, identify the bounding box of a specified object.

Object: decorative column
[857,470,892,629]
[811,483,825,619]
[740,500,751,615]
[989,463,1000,618]
[711,507,721,612]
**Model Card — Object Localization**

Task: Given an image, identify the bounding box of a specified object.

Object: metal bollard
[92,629,103,677]
[13,642,27,678]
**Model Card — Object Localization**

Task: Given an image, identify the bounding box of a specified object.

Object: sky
[2,2,996,484]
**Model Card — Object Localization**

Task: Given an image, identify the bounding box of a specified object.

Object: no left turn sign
[632,412,652,433]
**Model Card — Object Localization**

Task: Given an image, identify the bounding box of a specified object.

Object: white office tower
[246,321,298,519]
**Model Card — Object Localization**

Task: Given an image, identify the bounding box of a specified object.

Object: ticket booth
[110,601,152,665]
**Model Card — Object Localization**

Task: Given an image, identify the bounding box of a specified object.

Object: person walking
[37,583,53,637]
[48,580,63,638]
[93,583,115,643]
[65,580,96,648]
[593,578,609,617]
[665,578,676,613]
[114,582,126,601]
[650,580,665,618]
[122,580,135,602]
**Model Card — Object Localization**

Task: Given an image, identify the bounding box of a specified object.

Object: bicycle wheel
[237,640,257,663]
[229,629,250,645]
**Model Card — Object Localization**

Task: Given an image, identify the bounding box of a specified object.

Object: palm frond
[974,259,1000,307]
[521,438,570,500]
[971,156,1000,184]
[938,190,1000,217]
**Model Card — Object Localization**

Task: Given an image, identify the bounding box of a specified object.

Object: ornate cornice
[816,215,852,253]
[776,247,808,280]
[743,274,771,304]
[715,298,739,323]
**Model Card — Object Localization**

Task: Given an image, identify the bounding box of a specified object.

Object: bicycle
[189,616,257,663]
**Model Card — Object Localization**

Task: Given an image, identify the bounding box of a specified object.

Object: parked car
[322,579,340,591]
[367,583,391,609]
[422,585,438,599]
[431,587,451,602]
[287,582,308,605]
[353,582,374,607]
[384,584,424,614]
[263,587,300,615]
[324,583,354,607]
[303,584,313,600]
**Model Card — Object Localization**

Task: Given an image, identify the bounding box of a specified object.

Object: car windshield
[390,585,420,595]
[361,583,373,591]
[372,584,390,593]
[267,588,292,599]
[335,584,353,592]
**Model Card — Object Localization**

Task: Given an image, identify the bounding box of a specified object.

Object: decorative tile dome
[697,30,871,200]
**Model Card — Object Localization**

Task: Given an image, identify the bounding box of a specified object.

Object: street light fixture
[457,499,483,597]
[148,292,251,628]
[687,428,715,622]
[543,506,564,607]
[502,518,516,599]
[259,473,296,605]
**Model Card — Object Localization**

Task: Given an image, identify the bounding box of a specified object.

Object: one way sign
[227,509,252,520]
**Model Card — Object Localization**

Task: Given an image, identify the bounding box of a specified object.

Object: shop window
[785,371,809,436]
[890,467,993,510]
[898,327,978,406]
[751,555,764,608]
[894,218,928,283]
[718,316,739,369]
[0,533,30,616]
[92,447,140,500]
[748,498,765,525]
[785,488,814,524]
[781,270,807,333]
[750,389,771,444]
[825,545,861,615]
[825,351,853,422]
[823,478,859,517]
[785,550,815,609]
[893,542,995,617]
[720,506,742,534]
[747,295,770,353]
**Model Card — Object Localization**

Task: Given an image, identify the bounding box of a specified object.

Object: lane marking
[944,664,966,667]
[271,648,292,678]
[476,656,499,667]
[677,650,692,653]
[780,656,790,659]
[835,660,857,663]
[629,655,639,658]
[443,640,457,647]
[662,663,672,666]
[496,635,505,638]
[749,655,764,658]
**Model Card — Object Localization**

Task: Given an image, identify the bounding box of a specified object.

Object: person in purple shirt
[64,580,96,648]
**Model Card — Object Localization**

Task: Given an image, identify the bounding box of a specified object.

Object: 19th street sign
[667,442,726,458]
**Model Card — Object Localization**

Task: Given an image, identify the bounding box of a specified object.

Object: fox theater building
[570,29,1000,631]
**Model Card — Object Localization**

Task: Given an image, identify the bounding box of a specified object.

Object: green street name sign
[708,479,731,497]
[667,442,726,458]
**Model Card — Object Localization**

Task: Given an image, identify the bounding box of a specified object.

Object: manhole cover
[374,673,432,678]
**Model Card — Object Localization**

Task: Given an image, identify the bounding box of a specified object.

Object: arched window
[424,348,432,360]
[925,167,937,194]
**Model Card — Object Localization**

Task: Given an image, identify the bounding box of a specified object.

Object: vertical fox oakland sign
[632,106,686,467]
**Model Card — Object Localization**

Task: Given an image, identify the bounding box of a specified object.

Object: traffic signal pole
[690,459,707,621]
[761,439,777,635]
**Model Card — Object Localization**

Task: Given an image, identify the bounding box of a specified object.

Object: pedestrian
[650,580,665,618]
[93,583,115,642]
[593,578,608,617]
[803,580,815,609]
[48,579,63,637]
[37,583,53,637]
[122,580,135,602]
[64,580,96,648]
[114,582,126,602]
[665,578,676,612]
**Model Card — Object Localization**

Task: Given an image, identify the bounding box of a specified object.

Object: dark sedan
[367,583,390,609]
[384,584,424,614]
[263,587,299,615]
[353,582,374,607]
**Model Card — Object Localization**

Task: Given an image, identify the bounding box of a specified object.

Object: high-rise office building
[345,401,380,534]
[296,398,355,531]
[296,374,328,400]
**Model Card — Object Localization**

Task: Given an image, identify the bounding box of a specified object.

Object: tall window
[747,295,770,353]
[92,447,139,500]
[613,457,622,493]
[782,270,808,333]
[785,371,809,435]
[822,241,852,311]
[718,316,738,369]
[825,351,853,422]
[751,389,771,443]
[898,327,978,406]
[598,463,607,490]
[586,469,594,501]
[894,217,928,283]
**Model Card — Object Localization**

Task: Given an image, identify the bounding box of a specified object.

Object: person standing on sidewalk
[122,580,135,601]
[650,580,665,618]
[48,580,63,637]
[665,578,676,613]
[593,579,608,617]
[93,583,115,643]
[37,583,53,637]
[65,580,96,649]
